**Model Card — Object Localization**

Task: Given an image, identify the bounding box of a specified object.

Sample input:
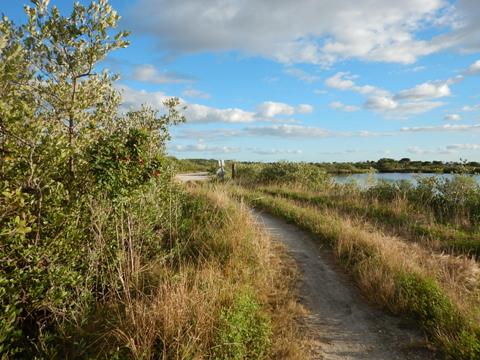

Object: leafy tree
[0,0,184,356]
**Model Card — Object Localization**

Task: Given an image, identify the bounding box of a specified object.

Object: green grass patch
[214,290,271,360]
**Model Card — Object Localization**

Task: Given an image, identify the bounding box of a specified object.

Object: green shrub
[214,291,271,360]
[397,273,480,358]
[0,1,184,356]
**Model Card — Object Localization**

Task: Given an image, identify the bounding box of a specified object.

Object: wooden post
[231,162,236,180]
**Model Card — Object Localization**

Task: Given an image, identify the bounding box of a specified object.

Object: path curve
[254,210,437,360]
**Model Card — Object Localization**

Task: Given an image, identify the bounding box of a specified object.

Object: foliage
[215,291,271,360]
[1,3,291,358]
[235,161,332,189]
[366,174,480,227]
[172,158,218,173]
[184,158,480,175]
[0,1,185,357]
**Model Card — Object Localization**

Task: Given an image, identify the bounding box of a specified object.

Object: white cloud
[318,149,362,155]
[171,143,239,153]
[255,101,313,118]
[174,126,393,143]
[330,101,360,112]
[182,87,211,99]
[249,148,303,155]
[246,124,332,138]
[297,104,314,114]
[127,0,456,65]
[396,81,451,100]
[256,102,295,118]
[444,113,462,121]
[407,142,480,155]
[244,124,390,138]
[117,85,311,123]
[365,94,444,117]
[401,123,480,132]
[407,146,455,155]
[283,67,320,83]
[326,71,451,117]
[462,104,480,112]
[446,144,480,150]
[116,84,169,110]
[325,72,381,95]
[185,103,256,123]
[465,60,480,75]
[174,128,242,140]
[131,64,193,84]
[365,96,398,111]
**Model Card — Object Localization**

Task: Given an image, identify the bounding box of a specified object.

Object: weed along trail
[254,210,436,360]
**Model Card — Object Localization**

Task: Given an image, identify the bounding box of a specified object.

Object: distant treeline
[174,157,480,174]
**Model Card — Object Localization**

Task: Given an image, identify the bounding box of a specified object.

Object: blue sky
[3,0,480,162]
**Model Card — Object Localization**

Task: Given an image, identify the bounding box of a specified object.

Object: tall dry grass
[259,184,480,257]
[81,184,308,359]
[232,185,480,358]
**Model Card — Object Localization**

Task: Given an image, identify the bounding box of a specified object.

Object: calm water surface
[333,173,480,187]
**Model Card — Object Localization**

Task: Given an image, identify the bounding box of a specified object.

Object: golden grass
[87,184,309,359]
[231,185,480,358]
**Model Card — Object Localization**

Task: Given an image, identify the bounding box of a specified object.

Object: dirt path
[176,172,211,182]
[254,210,437,360]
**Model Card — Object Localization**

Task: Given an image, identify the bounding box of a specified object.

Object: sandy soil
[254,210,438,360]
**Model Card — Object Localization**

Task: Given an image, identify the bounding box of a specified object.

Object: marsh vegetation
[229,161,480,359]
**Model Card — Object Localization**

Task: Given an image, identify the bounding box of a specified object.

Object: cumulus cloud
[364,95,443,118]
[326,71,453,117]
[330,101,360,112]
[255,101,313,118]
[131,64,194,84]
[126,0,459,65]
[184,103,256,123]
[117,85,312,123]
[396,81,451,100]
[365,96,398,111]
[116,84,169,110]
[465,60,480,75]
[444,113,462,121]
[324,59,480,118]
[182,87,211,99]
[325,72,381,95]
[255,102,294,118]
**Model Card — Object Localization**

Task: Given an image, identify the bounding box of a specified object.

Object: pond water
[333,172,480,187]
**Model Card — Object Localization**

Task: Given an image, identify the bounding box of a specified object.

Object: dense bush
[236,161,332,189]
[365,175,480,227]
[0,1,184,356]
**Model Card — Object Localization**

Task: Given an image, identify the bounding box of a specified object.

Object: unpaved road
[254,211,437,360]
[176,172,211,182]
